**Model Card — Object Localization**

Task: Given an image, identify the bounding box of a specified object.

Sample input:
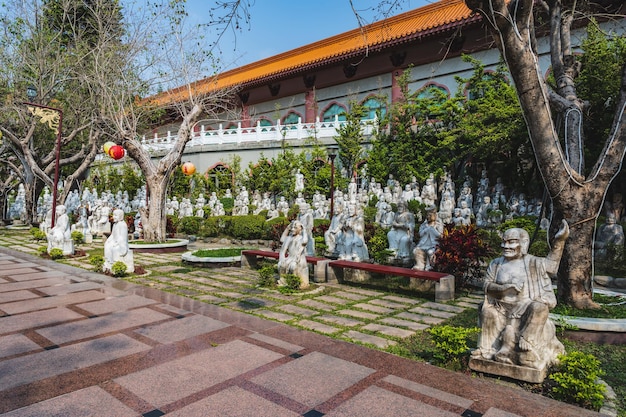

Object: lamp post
[25,86,63,228]
[328,146,338,218]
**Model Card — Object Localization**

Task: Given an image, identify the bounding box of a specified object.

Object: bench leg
[326,265,344,283]
[312,260,330,283]
[241,254,257,269]
[435,275,455,301]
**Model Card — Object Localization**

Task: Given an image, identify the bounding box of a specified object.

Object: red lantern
[108,145,125,160]
[182,162,196,176]
[102,141,115,155]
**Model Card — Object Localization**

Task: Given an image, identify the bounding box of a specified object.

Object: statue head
[606,213,616,225]
[502,228,530,259]
[113,209,124,222]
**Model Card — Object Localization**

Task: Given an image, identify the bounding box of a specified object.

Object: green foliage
[37,245,48,256]
[366,224,394,264]
[257,264,277,287]
[278,273,301,293]
[433,224,493,289]
[30,227,47,241]
[111,261,128,277]
[71,230,84,245]
[334,100,366,177]
[89,254,104,271]
[576,22,626,167]
[549,351,606,410]
[191,248,245,257]
[49,248,64,259]
[428,325,479,368]
[178,216,203,235]
[230,215,266,239]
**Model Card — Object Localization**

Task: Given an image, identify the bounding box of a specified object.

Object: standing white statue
[413,207,443,270]
[103,209,134,274]
[294,169,305,192]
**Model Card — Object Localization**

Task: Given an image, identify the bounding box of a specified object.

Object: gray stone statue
[387,201,415,263]
[470,220,569,382]
[595,213,624,259]
[47,205,74,255]
[413,207,443,271]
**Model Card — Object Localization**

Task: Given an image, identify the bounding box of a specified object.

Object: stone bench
[326,260,455,301]
[241,249,329,283]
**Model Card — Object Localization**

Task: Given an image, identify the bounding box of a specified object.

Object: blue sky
[182,0,434,69]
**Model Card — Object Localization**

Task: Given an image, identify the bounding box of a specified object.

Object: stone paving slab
[0,334,151,391]
[77,294,158,315]
[383,295,422,304]
[114,339,283,408]
[134,314,230,343]
[342,330,397,348]
[297,299,337,311]
[337,309,379,320]
[0,385,138,417]
[369,298,411,309]
[251,351,375,408]
[361,323,415,338]
[255,309,295,322]
[297,319,340,334]
[325,385,458,417]
[422,301,466,313]
[166,385,300,417]
[37,308,173,345]
[2,290,106,315]
[317,314,363,327]
[0,333,42,358]
[0,307,85,334]
[277,304,318,317]
[409,306,456,318]
[396,311,446,325]
[380,317,430,331]
[37,281,104,296]
[352,302,395,314]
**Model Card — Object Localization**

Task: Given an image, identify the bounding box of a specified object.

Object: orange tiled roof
[162,0,478,101]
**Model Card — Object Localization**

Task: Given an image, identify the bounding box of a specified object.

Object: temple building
[134,0,625,175]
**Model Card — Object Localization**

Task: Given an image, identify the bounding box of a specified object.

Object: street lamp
[328,146,338,218]
[25,86,63,228]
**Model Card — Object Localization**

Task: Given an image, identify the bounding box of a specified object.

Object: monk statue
[277,220,309,289]
[471,220,569,378]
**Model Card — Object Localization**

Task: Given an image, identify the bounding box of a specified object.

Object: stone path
[0,229,602,416]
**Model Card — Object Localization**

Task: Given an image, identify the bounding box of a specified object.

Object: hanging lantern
[102,141,116,155]
[181,161,196,176]
[108,145,125,160]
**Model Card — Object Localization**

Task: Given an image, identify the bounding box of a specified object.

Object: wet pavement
[0,232,603,416]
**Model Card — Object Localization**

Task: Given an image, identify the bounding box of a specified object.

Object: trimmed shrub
[178,216,203,235]
[231,215,266,239]
[278,273,301,293]
[49,248,64,259]
[111,261,128,277]
[428,325,479,369]
[71,231,84,245]
[30,227,47,241]
[257,264,277,287]
[89,254,104,272]
[549,351,606,410]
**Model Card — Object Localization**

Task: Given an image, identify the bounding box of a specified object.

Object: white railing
[139,115,378,152]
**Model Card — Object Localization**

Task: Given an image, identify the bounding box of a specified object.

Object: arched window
[322,103,347,122]
[282,111,301,129]
[207,164,233,191]
[416,84,449,120]
[361,97,386,120]
[257,118,273,132]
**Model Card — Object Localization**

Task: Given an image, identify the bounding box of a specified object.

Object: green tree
[335,101,366,178]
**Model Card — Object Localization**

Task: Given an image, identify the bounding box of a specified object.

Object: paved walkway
[0,238,602,416]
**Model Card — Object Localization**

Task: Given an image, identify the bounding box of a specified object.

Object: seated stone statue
[277,220,309,289]
[324,204,344,257]
[336,204,369,262]
[103,209,134,274]
[471,220,569,375]
[47,205,74,255]
[595,213,625,259]
[413,207,443,270]
[387,201,415,262]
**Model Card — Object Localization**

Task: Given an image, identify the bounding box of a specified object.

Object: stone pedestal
[469,357,548,384]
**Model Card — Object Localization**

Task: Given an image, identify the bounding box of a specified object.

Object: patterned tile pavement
[0,228,602,416]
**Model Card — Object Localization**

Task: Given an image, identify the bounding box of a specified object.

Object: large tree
[0,0,121,223]
[464,0,626,308]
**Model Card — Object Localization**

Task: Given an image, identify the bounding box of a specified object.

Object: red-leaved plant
[432,224,494,289]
